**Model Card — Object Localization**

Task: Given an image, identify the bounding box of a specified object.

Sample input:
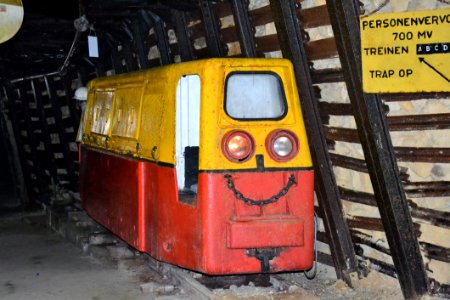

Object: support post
[325,1,428,298]
[1,86,29,207]
[8,82,49,200]
[142,11,172,65]
[270,0,359,285]
[31,79,58,182]
[198,0,227,57]
[172,9,196,61]
[132,12,151,70]
[44,76,78,191]
[230,0,257,58]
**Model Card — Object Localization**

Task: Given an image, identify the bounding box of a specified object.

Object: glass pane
[225,73,286,119]
[112,87,142,138]
[91,91,113,135]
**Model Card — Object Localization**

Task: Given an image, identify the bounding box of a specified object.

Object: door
[175,75,200,193]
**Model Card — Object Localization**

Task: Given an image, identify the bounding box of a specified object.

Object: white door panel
[176,75,200,191]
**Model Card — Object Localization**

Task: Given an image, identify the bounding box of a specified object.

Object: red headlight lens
[222,131,254,162]
[266,130,298,161]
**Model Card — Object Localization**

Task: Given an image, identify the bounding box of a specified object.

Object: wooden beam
[325,0,429,297]
[131,14,151,70]
[269,0,359,285]
[230,0,257,58]
[30,79,58,183]
[144,11,172,65]
[44,76,78,191]
[198,0,227,57]
[171,9,196,61]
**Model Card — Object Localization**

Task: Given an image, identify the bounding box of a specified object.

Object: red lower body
[80,146,314,274]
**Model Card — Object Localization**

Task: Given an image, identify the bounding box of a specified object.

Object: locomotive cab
[80,58,314,274]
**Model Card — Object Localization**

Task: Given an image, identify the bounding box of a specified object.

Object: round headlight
[222,131,254,162]
[266,130,298,162]
[274,136,293,157]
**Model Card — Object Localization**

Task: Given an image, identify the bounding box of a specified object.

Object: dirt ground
[0,212,149,300]
[211,263,404,300]
[0,211,444,300]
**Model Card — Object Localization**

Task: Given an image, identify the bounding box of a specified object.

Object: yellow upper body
[82,58,312,171]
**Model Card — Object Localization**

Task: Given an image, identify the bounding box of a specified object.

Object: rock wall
[302,0,450,286]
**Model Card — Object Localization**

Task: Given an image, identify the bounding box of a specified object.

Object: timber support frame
[325,0,429,298]
[270,0,359,285]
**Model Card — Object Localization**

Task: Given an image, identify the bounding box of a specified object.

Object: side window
[112,87,142,139]
[91,91,114,135]
[175,75,201,198]
[225,72,286,120]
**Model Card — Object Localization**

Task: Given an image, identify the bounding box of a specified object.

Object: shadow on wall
[0,129,16,208]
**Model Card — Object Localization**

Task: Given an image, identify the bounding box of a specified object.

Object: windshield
[225,72,286,120]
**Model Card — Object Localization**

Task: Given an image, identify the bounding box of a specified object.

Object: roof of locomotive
[87,58,294,88]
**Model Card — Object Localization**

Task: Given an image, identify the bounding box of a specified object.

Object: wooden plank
[331,153,410,181]
[319,102,353,116]
[298,5,331,29]
[164,265,212,300]
[188,22,206,40]
[366,257,397,278]
[221,26,239,44]
[326,127,450,162]
[382,92,450,102]
[420,242,450,263]
[193,47,209,59]
[255,34,280,53]
[339,187,377,206]
[325,126,360,143]
[319,101,389,116]
[347,216,386,232]
[350,229,390,255]
[330,153,368,173]
[305,37,338,61]
[409,203,450,229]
[311,68,344,83]
[248,5,273,27]
[387,113,450,131]
[395,147,450,163]
[403,181,450,198]
[146,33,157,47]
[213,1,233,19]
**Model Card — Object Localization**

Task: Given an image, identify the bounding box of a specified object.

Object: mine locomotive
[80,58,314,274]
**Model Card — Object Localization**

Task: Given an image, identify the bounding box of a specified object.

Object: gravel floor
[0,212,148,300]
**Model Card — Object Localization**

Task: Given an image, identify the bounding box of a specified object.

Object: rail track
[44,203,403,300]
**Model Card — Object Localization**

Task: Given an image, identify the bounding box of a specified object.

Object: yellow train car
[80,58,314,274]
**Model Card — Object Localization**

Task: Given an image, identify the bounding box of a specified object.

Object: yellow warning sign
[360,9,450,93]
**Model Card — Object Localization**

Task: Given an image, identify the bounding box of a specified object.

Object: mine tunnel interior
[0,0,449,299]
[0,129,15,205]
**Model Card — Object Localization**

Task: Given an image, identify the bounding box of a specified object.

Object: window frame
[224,71,288,121]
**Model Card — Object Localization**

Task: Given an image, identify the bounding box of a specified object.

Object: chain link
[224,174,297,206]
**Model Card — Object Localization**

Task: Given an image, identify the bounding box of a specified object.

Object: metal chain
[224,174,297,206]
